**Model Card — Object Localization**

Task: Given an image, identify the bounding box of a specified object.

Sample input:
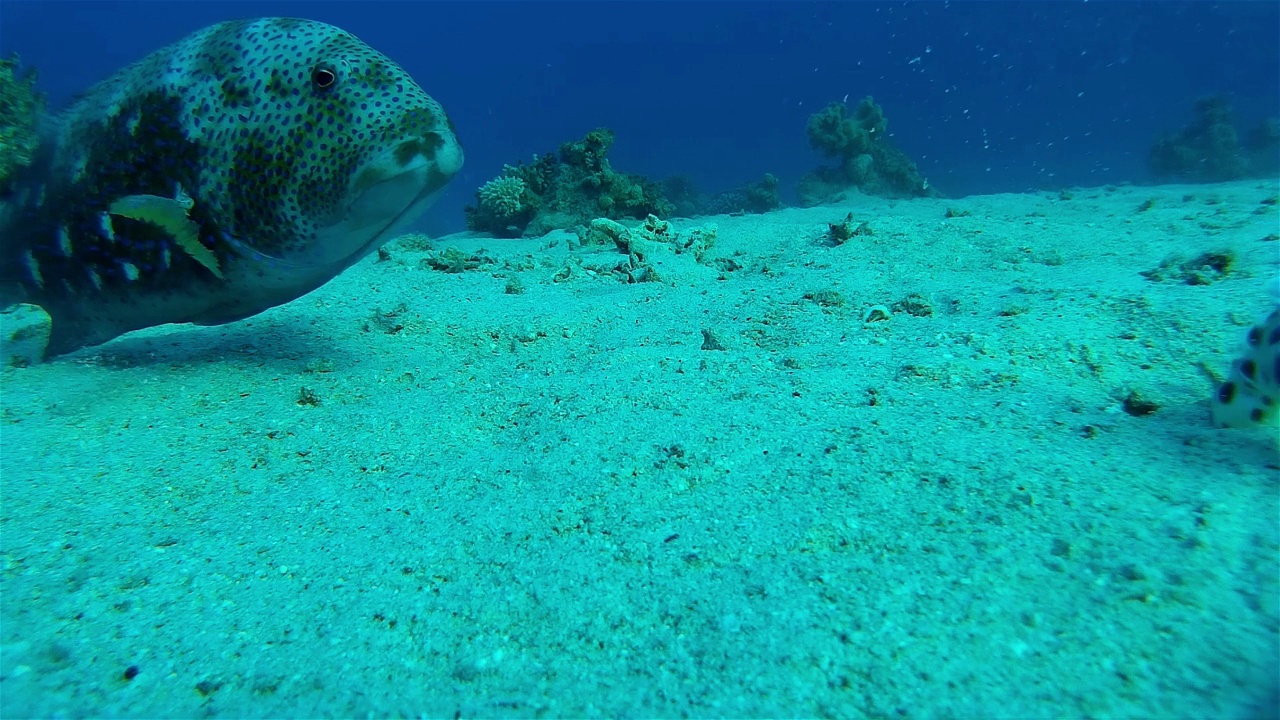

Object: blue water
[4,0,1277,235]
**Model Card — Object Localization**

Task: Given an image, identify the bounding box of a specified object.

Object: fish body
[0,17,463,357]
[1211,306,1280,429]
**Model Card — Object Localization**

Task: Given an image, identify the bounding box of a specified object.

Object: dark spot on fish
[394,133,444,166]
[266,71,289,98]
[1241,359,1257,381]
[220,76,252,108]
[1218,381,1236,404]
[1250,407,1264,423]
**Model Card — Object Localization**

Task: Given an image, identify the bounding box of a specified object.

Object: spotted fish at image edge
[0,16,463,359]
[1211,306,1280,428]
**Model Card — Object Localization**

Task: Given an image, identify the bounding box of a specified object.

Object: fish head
[196,18,464,270]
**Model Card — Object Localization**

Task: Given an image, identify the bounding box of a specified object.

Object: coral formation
[1148,97,1247,182]
[702,173,782,215]
[470,175,536,236]
[798,97,932,206]
[661,174,702,217]
[465,128,672,238]
[807,97,885,160]
[1243,116,1280,177]
[0,303,51,367]
[658,173,782,218]
[0,55,44,192]
[824,211,872,246]
[1148,96,1280,182]
[568,213,719,285]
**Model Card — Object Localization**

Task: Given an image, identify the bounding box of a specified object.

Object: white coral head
[478,176,527,217]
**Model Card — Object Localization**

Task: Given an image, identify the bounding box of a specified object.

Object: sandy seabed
[2,180,1277,718]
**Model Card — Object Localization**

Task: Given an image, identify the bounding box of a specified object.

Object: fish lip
[346,165,449,259]
[345,132,462,257]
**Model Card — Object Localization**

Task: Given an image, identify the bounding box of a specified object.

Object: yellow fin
[108,190,223,279]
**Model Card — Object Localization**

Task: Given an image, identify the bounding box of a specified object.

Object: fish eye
[312,65,337,91]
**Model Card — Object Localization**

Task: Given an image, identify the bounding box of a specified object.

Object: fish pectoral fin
[170,218,223,280]
[107,194,224,279]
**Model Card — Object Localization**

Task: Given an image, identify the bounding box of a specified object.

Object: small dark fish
[0,17,463,358]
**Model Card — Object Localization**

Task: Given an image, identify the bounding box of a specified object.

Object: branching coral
[466,176,536,238]
[478,176,527,218]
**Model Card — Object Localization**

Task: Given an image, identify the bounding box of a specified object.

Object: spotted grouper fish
[0,17,463,358]
[1210,305,1280,429]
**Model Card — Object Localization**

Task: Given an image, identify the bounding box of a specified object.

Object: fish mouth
[298,133,464,269]
[352,158,457,257]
